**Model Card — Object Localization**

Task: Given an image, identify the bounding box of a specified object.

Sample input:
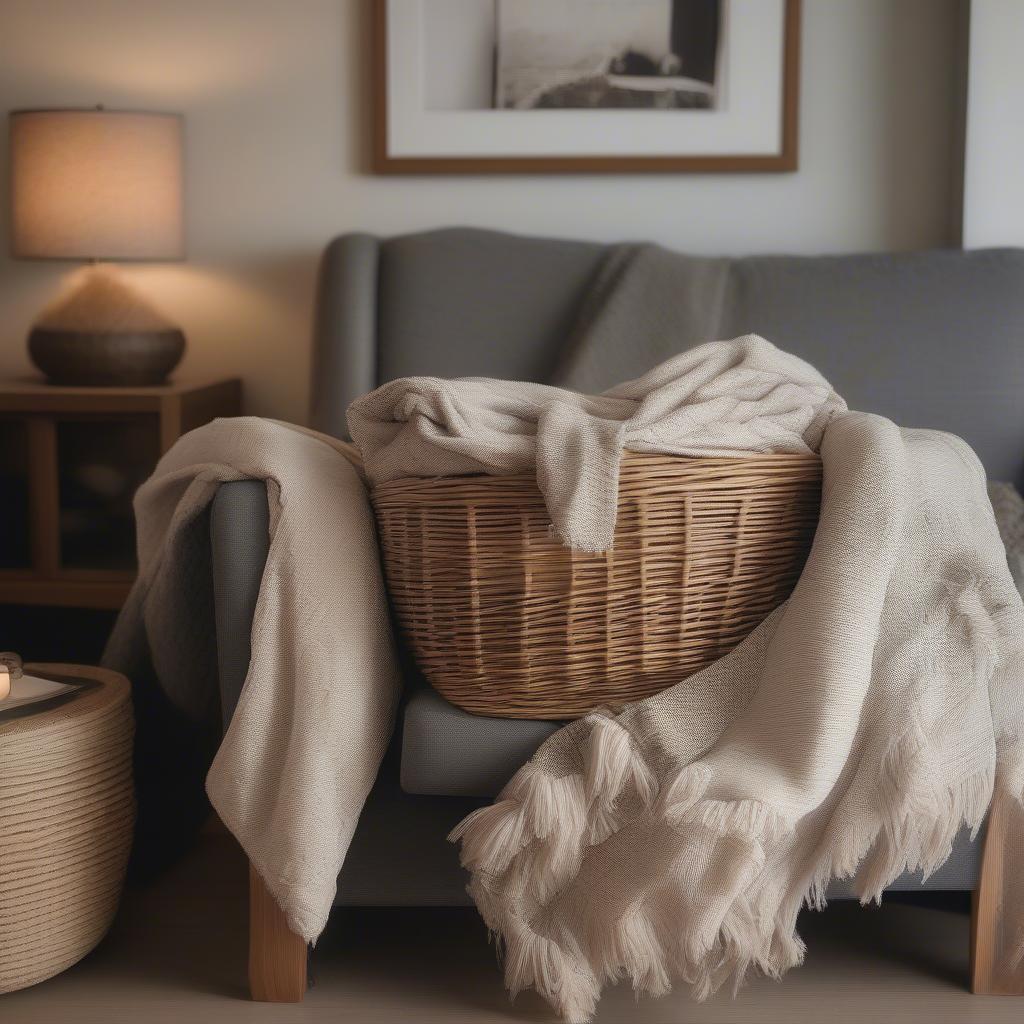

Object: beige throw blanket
[105,419,401,940]
[351,337,1024,1022]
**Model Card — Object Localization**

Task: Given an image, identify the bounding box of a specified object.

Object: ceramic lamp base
[28,265,185,387]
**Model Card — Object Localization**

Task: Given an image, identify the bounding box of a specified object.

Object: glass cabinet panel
[57,416,160,571]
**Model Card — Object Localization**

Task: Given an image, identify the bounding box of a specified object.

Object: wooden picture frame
[373,0,800,175]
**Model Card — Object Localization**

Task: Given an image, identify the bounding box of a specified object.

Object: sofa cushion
[400,685,560,797]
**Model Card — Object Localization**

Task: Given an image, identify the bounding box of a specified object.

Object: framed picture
[373,0,800,174]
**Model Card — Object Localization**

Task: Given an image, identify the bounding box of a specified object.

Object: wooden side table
[0,377,241,609]
[0,663,134,993]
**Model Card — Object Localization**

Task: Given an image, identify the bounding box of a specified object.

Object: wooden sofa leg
[249,862,308,1001]
[970,793,1024,995]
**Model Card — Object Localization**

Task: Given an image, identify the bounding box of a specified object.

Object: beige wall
[0,0,960,425]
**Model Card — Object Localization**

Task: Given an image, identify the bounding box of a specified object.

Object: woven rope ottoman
[0,664,134,994]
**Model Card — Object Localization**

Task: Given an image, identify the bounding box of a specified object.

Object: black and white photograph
[496,0,723,111]
[378,0,797,173]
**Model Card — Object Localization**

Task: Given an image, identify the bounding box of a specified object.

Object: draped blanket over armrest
[104,419,402,941]
[105,242,1024,1022]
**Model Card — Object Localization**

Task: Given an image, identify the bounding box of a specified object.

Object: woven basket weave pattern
[0,667,134,994]
[372,453,822,718]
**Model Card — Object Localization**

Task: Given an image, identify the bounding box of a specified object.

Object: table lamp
[9,108,186,386]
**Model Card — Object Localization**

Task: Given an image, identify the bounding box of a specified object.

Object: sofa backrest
[312,227,1024,486]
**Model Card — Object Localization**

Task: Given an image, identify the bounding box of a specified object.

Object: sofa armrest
[210,480,270,729]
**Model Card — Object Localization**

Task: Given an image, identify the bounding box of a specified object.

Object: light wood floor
[2,833,1021,1023]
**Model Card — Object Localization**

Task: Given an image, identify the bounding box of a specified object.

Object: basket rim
[372,450,822,496]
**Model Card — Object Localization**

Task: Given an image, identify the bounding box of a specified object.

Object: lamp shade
[10,110,184,261]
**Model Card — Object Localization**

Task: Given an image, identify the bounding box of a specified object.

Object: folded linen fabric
[348,334,846,554]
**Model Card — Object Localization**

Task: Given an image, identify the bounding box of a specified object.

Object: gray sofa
[211,228,1024,920]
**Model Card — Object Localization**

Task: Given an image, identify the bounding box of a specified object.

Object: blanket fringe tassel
[451,715,1006,1023]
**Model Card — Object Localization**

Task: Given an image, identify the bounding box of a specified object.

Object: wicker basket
[372,452,822,719]
[0,665,134,994]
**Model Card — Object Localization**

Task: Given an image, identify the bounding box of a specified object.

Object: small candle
[0,652,23,701]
